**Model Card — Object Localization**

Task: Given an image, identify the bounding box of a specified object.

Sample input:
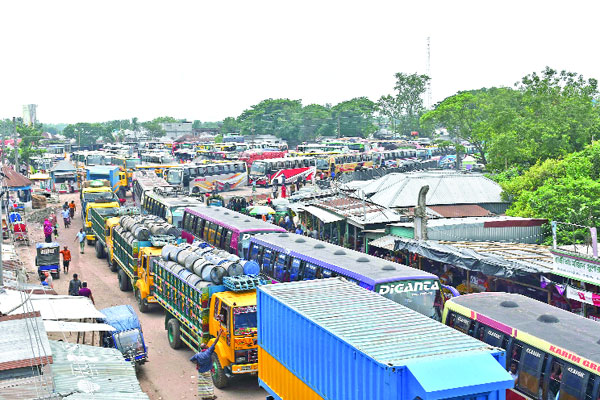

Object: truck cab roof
[214,289,256,308]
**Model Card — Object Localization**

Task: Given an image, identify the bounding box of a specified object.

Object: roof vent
[224,212,230,215]
[314,243,326,249]
[356,257,370,263]
[500,301,519,308]
[244,219,251,222]
[382,265,396,271]
[537,314,559,324]
[278,233,289,238]
[295,238,306,243]
[214,208,220,211]
[334,250,346,255]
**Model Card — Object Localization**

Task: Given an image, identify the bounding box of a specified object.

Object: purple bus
[181,206,286,257]
[247,232,447,318]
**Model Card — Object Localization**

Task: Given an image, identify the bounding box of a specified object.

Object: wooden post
[418,255,422,270]
[466,270,471,293]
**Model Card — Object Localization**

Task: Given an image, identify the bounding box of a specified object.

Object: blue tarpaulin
[100,305,141,332]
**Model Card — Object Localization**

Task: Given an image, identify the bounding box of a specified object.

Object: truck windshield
[376,279,439,319]
[126,159,140,169]
[83,192,116,203]
[87,155,104,165]
[94,207,119,216]
[114,329,144,357]
[166,170,183,185]
[250,162,266,175]
[233,306,257,335]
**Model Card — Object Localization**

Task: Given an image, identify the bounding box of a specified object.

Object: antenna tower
[426,37,432,109]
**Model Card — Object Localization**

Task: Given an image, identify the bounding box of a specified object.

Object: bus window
[321,269,336,279]
[217,165,224,173]
[223,229,233,253]
[199,167,206,176]
[517,346,545,398]
[482,326,505,348]
[207,222,216,243]
[548,360,564,400]
[289,258,302,281]
[261,249,274,276]
[274,254,289,282]
[195,218,206,239]
[248,243,261,261]
[559,364,589,400]
[214,226,223,246]
[448,312,473,336]
[303,263,318,280]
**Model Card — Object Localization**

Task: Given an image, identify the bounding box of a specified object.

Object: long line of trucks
[89,201,518,397]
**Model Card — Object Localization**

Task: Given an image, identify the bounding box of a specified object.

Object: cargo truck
[151,244,262,388]
[80,180,119,219]
[109,215,184,312]
[257,278,514,400]
[84,200,121,245]
[89,206,139,260]
[86,165,128,199]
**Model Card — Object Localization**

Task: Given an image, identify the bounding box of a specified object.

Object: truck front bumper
[231,363,258,374]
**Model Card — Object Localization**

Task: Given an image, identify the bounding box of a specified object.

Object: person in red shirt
[78,282,95,304]
[59,246,72,274]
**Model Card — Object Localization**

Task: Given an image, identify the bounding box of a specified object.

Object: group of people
[67,273,95,304]
[42,201,76,243]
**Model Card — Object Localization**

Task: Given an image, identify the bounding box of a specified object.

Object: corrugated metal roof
[259,278,496,366]
[302,205,343,224]
[428,204,492,218]
[50,160,76,172]
[311,195,403,227]
[0,312,53,371]
[49,340,149,399]
[1,166,32,188]
[6,295,106,320]
[368,171,506,208]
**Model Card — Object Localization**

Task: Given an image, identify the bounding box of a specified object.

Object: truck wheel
[118,270,131,292]
[211,353,229,389]
[108,258,118,272]
[167,318,182,349]
[53,270,60,279]
[136,289,149,313]
[95,241,106,259]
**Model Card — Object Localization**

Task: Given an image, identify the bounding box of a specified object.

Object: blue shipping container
[258,278,514,400]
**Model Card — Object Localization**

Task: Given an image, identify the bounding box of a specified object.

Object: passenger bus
[372,149,419,167]
[443,292,600,400]
[72,151,108,167]
[134,164,181,177]
[140,152,176,165]
[249,156,316,186]
[131,170,171,206]
[141,187,204,228]
[181,206,286,256]
[164,161,247,194]
[247,232,448,318]
[238,149,286,167]
[323,152,375,176]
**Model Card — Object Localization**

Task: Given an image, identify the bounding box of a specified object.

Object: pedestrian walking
[69,201,76,218]
[68,273,82,296]
[61,208,70,228]
[78,282,95,304]
[75,229,86,254]
[50,212,58,227]
[43,219,53,243]
[281,184,287,199]
[62,201,68,211]
[190,330,222,400]
[60,246,71,274]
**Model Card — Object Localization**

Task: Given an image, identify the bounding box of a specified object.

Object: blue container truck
[86,166,127,199]
[257,278,514,400]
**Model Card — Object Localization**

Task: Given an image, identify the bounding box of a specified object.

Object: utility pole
[13,118,18,172]
[1,120,5,167]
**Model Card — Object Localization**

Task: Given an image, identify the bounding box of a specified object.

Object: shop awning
[6,295,106,320]
[302,205,343,224]
[392,237,553,278]
[44,320,116,333]
[369,235,396,250]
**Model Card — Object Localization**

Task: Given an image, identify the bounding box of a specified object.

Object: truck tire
[108,258,118,272]
[118,270,131,292]
[136,288,149,313]
[167,318,182,349]
[211,353,229,389]
[95,241,106,259]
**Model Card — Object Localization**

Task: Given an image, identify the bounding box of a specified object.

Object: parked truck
[151,242,262,388]
[80,179,119,218]
[99,305,148,371]
[111,215,182,312]
[86,165,128,199]
[257,278,514,400]
[83,200,121,245]
[89,205,139,260]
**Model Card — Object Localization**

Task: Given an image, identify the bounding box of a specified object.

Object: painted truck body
[86,165,127,198]
[257,278,514,400]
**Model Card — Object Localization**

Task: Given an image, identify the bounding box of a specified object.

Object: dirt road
[21,192,267,400]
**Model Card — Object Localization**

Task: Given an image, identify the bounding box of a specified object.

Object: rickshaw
[35,242,61,280]
[207,194,224,207]
[99,305,148,372]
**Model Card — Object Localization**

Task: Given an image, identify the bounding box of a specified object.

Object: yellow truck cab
[208,289,258,387]
[104,217,121,272]
[135,247,163,313]
[84,201,120,245]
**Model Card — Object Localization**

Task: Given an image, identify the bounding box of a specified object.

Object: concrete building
[22,104,37,126]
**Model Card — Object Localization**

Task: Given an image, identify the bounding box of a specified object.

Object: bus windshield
[316,159,329,170]
[250,162,266,175]
[83,191,117,203]
[166,169,183,185]
[376,279,440,318]
[87,155,104,165]
[171,206,186,228]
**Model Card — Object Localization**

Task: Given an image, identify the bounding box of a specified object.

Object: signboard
[566,285,600,307]
[552,251,600,285]
[377,279,439,295]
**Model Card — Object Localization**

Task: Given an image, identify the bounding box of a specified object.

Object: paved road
[21,192,267,400]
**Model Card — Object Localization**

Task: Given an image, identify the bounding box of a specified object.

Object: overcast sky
[1,0,598,124]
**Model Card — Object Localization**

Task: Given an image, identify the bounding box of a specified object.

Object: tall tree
[332,97,377,138]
